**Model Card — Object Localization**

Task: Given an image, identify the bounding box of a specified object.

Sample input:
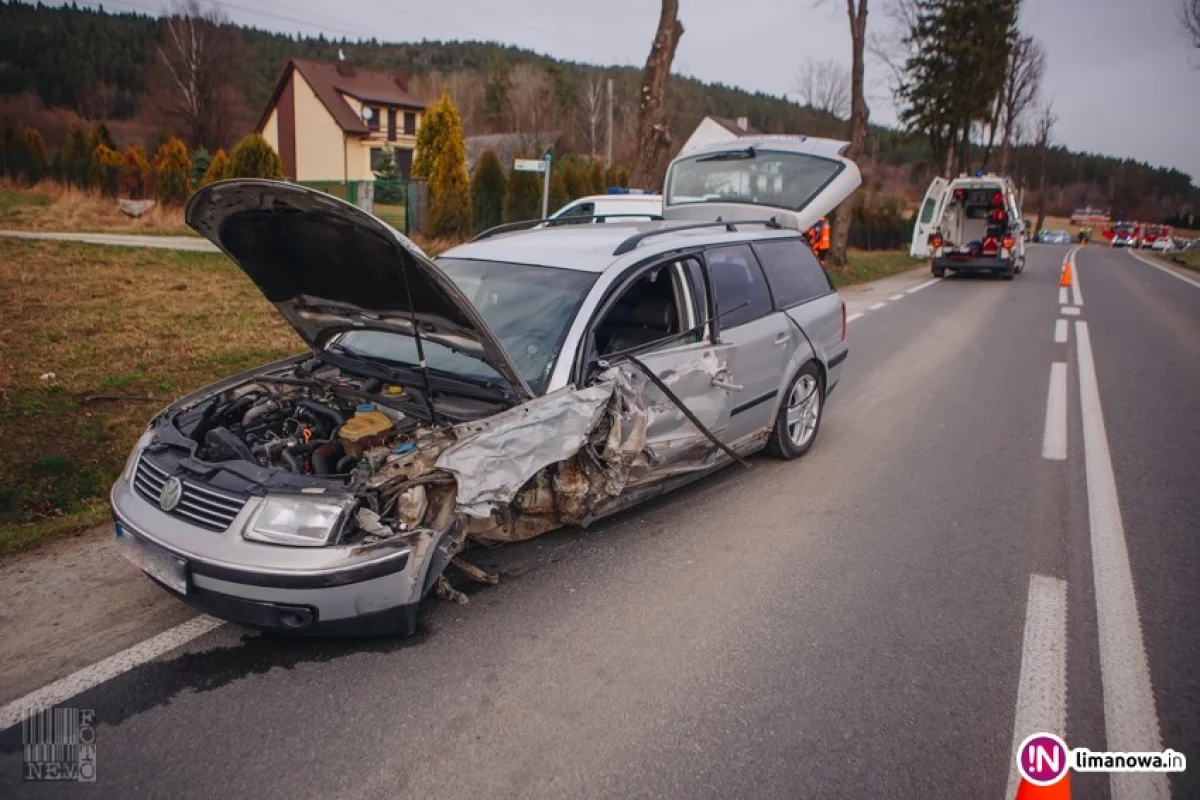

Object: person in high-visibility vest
[807,217,831,263]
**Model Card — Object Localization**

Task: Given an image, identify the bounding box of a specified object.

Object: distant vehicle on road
[1139,224,1172,249]
[1039,229,1072,245]
[1150,236,1175,252]
[549,191,663,224]
[911,172,1026,279]
[1109,221,1140,247]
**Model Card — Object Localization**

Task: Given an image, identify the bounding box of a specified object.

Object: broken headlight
[121,429,155,483]
[244,495,354,547]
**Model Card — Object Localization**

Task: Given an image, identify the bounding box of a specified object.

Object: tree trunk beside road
[828,0,869,269]
[629,0,683,192]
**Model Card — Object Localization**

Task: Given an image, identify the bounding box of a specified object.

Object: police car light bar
[606,188,656,195]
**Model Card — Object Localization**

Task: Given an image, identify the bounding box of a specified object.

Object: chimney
[736,116,749,132]
[394,67,409,92]
[337,60,356,78]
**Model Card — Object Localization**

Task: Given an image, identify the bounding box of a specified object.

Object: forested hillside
[0,1,1194,221]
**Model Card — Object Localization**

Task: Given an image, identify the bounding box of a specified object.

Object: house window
[395,148,413,179]
[403,112,416,136]
[370,147,385,172]
[368,107,381,131]
[387,109,397,141]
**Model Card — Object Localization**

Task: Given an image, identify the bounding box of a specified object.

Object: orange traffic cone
[1014,771,1070,800]
[1059,261,1072,287]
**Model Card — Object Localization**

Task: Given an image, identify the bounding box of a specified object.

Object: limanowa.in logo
[1017,732,1187,786]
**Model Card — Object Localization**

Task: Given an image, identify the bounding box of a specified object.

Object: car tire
[1001,270,1015,280]
[766,362,824,460]
[933,265,945,278]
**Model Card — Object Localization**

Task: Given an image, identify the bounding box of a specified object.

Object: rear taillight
[931,233,943,249]
[1003,234,1014,250]
[841,301,847,341]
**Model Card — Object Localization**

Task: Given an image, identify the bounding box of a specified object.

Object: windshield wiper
[697,146,756,162]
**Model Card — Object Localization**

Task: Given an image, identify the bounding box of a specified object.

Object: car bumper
[934,256,1015,274]
[110,478,436,636]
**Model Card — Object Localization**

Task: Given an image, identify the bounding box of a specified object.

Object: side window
[919,196,939,223]
[753,238,833,308]
[592,263,689,356]
[557,201,595,221]
[705,244,774,329]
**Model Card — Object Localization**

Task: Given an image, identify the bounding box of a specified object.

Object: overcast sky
[85,0,1199,181]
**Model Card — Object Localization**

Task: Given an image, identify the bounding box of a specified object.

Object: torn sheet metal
[435,381,618,517]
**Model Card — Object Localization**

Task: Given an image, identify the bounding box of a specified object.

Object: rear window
[753,238,833,308]
[666,149,843,210]
[705,244,774,329]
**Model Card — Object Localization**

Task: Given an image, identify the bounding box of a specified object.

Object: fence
[294,179,425,237]
[848,221,911,252]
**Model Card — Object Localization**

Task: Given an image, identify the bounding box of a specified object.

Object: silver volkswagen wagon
[110,135,861,635]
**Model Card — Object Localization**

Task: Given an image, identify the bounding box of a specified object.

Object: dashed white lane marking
[1055,319,1068,344]
[906,277,941,294]
[1061,306,1081,316]
[1041,362,1068,460]
[1004,574,1068,800]
[1058,286,1069,305]
[0,615,225,731]
[1076,321,1169,800]
[888,293,905,301]
[1128,248,1200,290]
[846,312,863,323]
[1070,251,1083,306]
[867,302,887,311]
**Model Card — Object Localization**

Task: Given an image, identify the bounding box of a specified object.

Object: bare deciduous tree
[998,36,1045,175]
[794,57,851,119]
[578,72,607,158]
[629,0,684,191]
[1034,104,1056,234]
[152,0,241,149]
[828,0,870,269]
[1183,0,1200,51]
[508,64,555,152]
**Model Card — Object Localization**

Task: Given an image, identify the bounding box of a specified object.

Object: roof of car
[572,194,662,203]
[439,220,801,273]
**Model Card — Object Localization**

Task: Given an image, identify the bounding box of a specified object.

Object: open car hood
[186,180,533,402]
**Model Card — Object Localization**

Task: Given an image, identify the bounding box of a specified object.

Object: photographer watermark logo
[159,476,182,512]
[1018,732,1070,786]
[22,707,96,782]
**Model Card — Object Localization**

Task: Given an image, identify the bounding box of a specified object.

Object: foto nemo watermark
[1017,732,1188,786]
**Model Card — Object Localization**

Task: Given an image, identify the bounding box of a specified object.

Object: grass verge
[831,249,922,287]
[0,180,194,235]
[0,239,303,555]
[1153,251,1200,272]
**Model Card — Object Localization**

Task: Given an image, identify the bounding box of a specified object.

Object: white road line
[1070,250,1083,306]
[1004,574,1068,800]
[1058,286,1069,305]
[0,615,225,731]
[1128,248,1200,289]
[1055,318,1068,344]
[1041,362,1068,460]
[846,312,864,323]
[906,277,940,294]
[1061,306,1080,316]
[1075,321,1169,800]
[888,293,905,301]
[867,302,887,311]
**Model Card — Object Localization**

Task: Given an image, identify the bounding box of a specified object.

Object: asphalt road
[2,244,1197,798]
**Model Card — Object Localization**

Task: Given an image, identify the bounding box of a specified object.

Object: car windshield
[1117,224,1136,234]
[665,149,843,210]
[334,258,596,395]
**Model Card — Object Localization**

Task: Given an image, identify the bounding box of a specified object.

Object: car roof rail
[612,218,784,256]
[470,214,665,243]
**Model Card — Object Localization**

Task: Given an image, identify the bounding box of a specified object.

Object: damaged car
[109,135,861,635]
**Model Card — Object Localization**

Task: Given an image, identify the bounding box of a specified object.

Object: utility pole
[606,77,614,169]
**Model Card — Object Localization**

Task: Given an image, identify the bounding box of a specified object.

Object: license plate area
[116,523,188,595]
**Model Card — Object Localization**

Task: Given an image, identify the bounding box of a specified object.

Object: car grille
[132,455,247,532]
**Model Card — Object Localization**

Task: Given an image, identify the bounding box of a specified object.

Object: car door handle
[773,333,790,348]
[711,369,743,392]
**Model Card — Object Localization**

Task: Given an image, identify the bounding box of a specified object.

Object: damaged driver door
[586,257,738,487]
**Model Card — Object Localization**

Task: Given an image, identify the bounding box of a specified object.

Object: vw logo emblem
[159,477,183,512]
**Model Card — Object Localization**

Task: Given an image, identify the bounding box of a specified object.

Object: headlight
[244,495,354,547]
[121,429,155,483]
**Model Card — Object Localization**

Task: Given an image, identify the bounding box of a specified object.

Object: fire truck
[1138,224,1172,249]
[1106,221,1141,248]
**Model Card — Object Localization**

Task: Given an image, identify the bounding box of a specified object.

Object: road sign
[514,158,547,173]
